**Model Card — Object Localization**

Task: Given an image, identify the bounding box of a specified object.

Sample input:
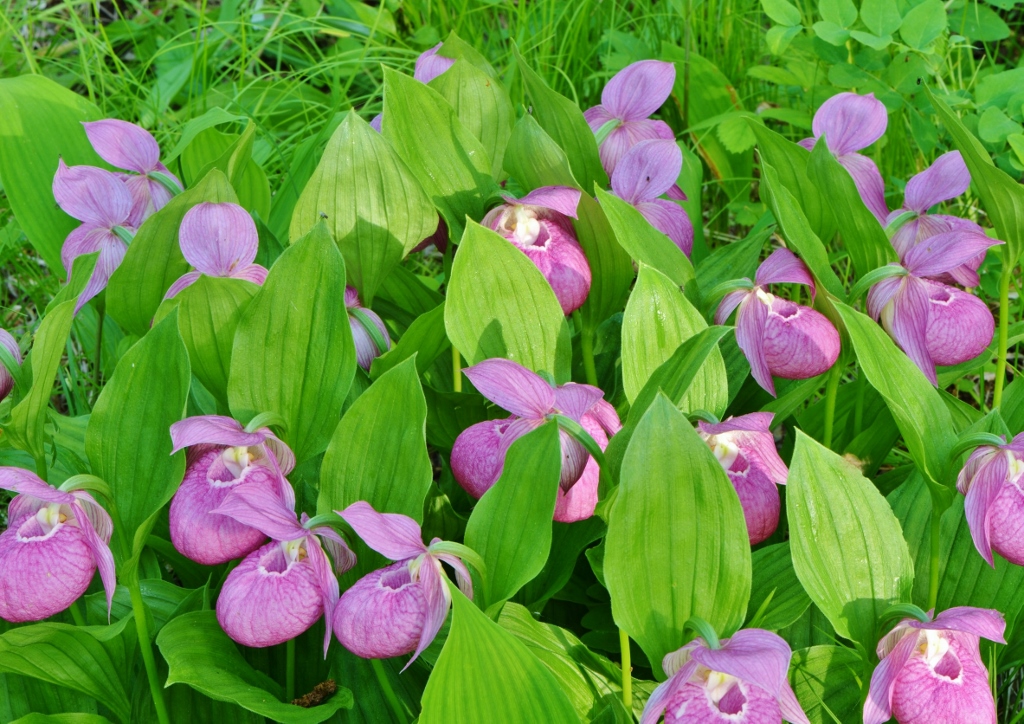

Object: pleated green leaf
[228,222,356,463]
[419,588,580,723]
[788,645,864,724]
[179,122,270,220]
[787,431,914,646]
[370,302,449,379]
[605,394,751,676]
[11,714,113,724]
[748,542,812,631]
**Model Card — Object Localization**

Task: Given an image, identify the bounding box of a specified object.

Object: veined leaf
[748,543,812,631]
[370,302,449,379]
[789,645,865,724]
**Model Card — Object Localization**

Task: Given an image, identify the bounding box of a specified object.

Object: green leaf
[0,75,103,275]
[464,422,562,606]
[181,123,270,220]
[958,1,1009,40]
[444,221,569,378]
[156,611,352,723]
[87,312,189,561]
[6,301,76,464]
[813,20,852,44]
[806,140,896,279]
[318,356,431,522]
[928,88,1024,267]
[899,0,947,49]
[0,622,132,724]
[594,187,695,290]
[515,517,607,611]
[164,107,248,162]
[835,303,956,486]
[861,0,902,35]
[370,302,449,379]
[748,543,813,630]
[288,112,437,305]
[819,0,857,27]
[381,68,499,240]
[512,46,607,194]
[761,0,802,26]
[228,221,356,463]
[787,431,914,646]
[419,588,580,723]
[11,715,113,724]
[605,395,751,676]
[107,169,239,337]
[694,225,769,305]
[621,266,728,417]
[789,646,865,724]
[766,24,804,53]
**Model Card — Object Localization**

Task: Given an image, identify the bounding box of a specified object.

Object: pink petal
[178,202,259,277]
[689,628,793,698]
[636,199,694,256]
[553,408,611,522]
[585,399,622,436]
[306,535,341,655]
[904,151,971,214]
[779,680,811,724]
[463,359,556,418]
[553,382,604,421]
[333,562,427,658]
[715,289,751,326]
[813,92,888,157]
[600,60,676,122]
[867,274,903,320]
[83,119,160,174]
[926,607,1006,643]
[838,152,890,223]
[451,417,516,499]
[495,416,546,463]
[864,629,919,724]
[163,271,202,300]
[74,232,128,314]
[558,427,591,492]
[433,552,474,599]
[231,264,269,286]
[370,114,383,133]
[962,453,1007,568]
[957,446,1000,496]
[211,481,304,543]
[730,462,782,544]
[924,281,994,367]
[349,306,391,370]
[52,160,132,227]
[890,277,936,385]
[315,526,358,575]
[596,119,676,178]
[611,139,682,204]
[902,230,1001,278]
[583,104,617,133]
[71,500,117,617]
[515,222,592,315]
[666,183,687,201]
[639,660,699,724]
[762,299,841,381]
[414,43,455,84]
[170,415,271,452]
[797,137,816,151]
[515,186,582,219]
[986,484,1024,566]
[0,468,73,504]
[755,248,815,295]
[407,557,450,668]
[336,501,427,561]
[736,293,773,396]
[699,411,774,436]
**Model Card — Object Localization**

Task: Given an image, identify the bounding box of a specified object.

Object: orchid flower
[641,628,809,724]
[609,139,694,256]
[345,286,391,370]
[698,413,788,544]
[164,202,269,299]
[886,151,986,286]
[867,231,1001,385]
[0,329,22,401]
[0,468,116,622]
[715,249,840,397]
[53,160,135,313]
[799,92,890,223]
[168,415,295,566]
[864,606,1005,724]
[584,59,677,177]
[450,358,607,494]
[956,434,1024,567]
[370,43,455,132]
[482,186,591,314]
[212,482,356,652]
[554,400,621,523]
[333,501,476,667]
[82,119,182,227]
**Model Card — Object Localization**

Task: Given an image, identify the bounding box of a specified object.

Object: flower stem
[822,362,842,450]
[619,628,632,711]
[129,578,170,724]
[576,312,599,387]
[285,638,296,702]
[371,658,408,724]
[928,501,941,611]
[452,345,462,393]
[993,261,1013,409]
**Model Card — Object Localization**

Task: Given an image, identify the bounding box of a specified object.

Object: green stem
[285,638,296,702]
[129,578,170,724]
[70,599,86,626]
[371,658,409,724]
[993,262,1013,409]
[452,345,462,393]
[822,363,842,450]
[619,628,632,711]
[928,501,941,611]
[579,318,599,388]
[94,306,104,393]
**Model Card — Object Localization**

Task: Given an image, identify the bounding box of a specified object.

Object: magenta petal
[554,414,609,523]
[71,500,117,617]
[962,454,1007,568]
[515,186,582,219]
[663,678,783,723]
[0,468,73,503]
[597,119,675,177]
[924,281,994,367]
[903,230,1000,278]
[52,161,133,227]
[212,480,303,543]
[315,526,358,575]
[463,359,556,418]
[515,221,592,315]
[666,183,687,201]
[349,308,391,370]
[407,557,450,668]
[867,274,903,321]
[779,680,812,724]
[333,562,427,658]
[904,151,971,213]
[83,119,160,174]
[890,277,936,385]
[0,329,21,400]
[690,628,793,698]
[864,629,919,724]
[74,233,128,314]
[755,248,815,294]
[306,535,341,655]
[715,289,751,326]
[231,264,268,286]
[762,298,840,382]
[553,382,604,421]
[336,501,427,561]
[433,552,474,598]
[171,415,268,452]
[451,417,515,499]
[370,114,383,133]
[164,271,201,300]
[928,607,1006,643]
[736,294,773,396]
[838,152,890,223]
[640,661,699,724]
[178,202,259,276]
[611,139,682,204]
[414,43,455,84]
[813,92,888,157]
[699,411,774,436]
[586,399,622,437]
[987,481,1024,565]
[584,104,616,133]
[558,427,591,492]
[636,199,694,256]
[601,60,676,122]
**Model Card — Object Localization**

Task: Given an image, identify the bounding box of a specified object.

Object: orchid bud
[345,286,391,370]
[0,469,116,622]
[482,187,591,315]
[583,60,677,176]
[864,607,1005,724]
[168,415,296,565]
[82,119,182,227]
[0,329,23,401]
[956,436,1024,566]
[698,412,788,544]
[641,628,810,724]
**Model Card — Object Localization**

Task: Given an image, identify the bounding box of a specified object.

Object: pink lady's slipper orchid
[450,358,607,495]
[0,329,22,401]
[370,43,455,132]
[609,139,694,256]
[554,399,621,523]
[82,119,182,227]
[867,230,1001,385]
[799,92,890,223]
[0,469,116,622]
[333,501,476,667]
[53,160,135,313]
[212,482,356,651]
[641,628,809,724]
[482,186,592,315]
[698,413,788,545]
[584,59,677,177]
[715,249,840,397]
[956,434,1024,566]
[345,286,391,370]
[169,415,296,565]
[164,202,269,299]
[864,607,1005,724]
